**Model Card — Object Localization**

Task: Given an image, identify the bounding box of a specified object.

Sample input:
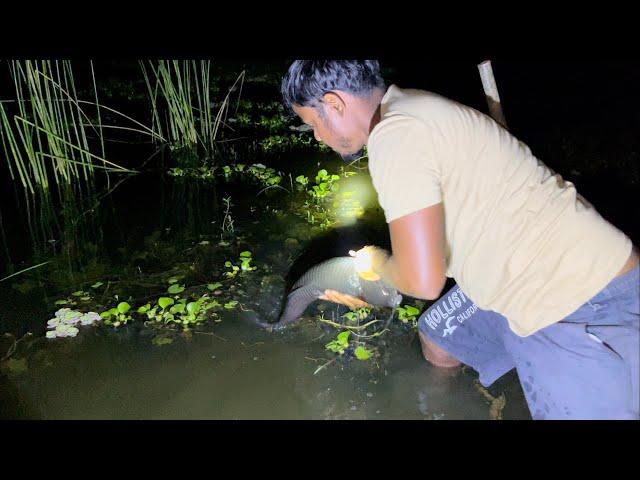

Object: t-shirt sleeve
[368,117,442,223]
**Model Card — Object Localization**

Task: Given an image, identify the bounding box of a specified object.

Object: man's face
[293,97,365,162]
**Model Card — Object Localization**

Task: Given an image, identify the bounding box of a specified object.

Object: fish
[253,256,402,331]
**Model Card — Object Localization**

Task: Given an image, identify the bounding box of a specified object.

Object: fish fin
[276,285,324,327]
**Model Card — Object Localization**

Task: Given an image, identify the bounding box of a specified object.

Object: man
[280,60,639,420]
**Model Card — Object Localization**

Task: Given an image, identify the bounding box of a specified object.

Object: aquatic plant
[325,331,351,354]
[0,60,134,194]
[140,60,245,159]
[100,302,133,327]
[397,305,421,326]
[224,251,257,278]
[46,308,101,338]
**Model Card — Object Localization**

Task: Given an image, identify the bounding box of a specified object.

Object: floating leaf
[158,297,174,309]
[337,331,351,346]
[239,251,252,258]
[91,282,104,288]
[72,290,85,297]
[207,282,222,291]
[354,346,373,360]
[117,302,131,314]
[137,304,151,313]
[167,276,180,284]
[167,284,185,294]
[54,299,68,305]
[186,302,200,315]
[170,303,185,314]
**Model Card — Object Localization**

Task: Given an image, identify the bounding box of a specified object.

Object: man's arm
[378,202,447,300]
[321,202,447,306]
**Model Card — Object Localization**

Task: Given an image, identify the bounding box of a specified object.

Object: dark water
[0,148,531,420]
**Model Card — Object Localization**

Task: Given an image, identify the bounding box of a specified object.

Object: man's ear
[322,92,345,115]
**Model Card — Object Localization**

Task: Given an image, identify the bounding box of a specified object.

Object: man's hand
[352,245,390,281]
[318,289,372,310]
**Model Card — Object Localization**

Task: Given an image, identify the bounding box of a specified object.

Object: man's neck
[366,88,386,137]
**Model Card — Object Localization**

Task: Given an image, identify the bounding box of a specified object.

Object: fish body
[256,256,402,331]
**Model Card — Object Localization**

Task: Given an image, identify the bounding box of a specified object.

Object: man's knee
[418,330,462,368]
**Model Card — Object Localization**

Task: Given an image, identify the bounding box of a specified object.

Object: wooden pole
[478,60,509,129]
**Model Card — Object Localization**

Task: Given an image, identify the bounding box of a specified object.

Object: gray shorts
[418,266,640,420]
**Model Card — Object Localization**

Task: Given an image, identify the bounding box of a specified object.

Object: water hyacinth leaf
[80,296,91,301]
[171,303,185,314]
[167,284,185,294]
[91,282,104,288]
[198,241,210,246]
[117,302,131,314]
[239,251,251,258]
[54,299,68,305]
[224,301,238,309]
[337,331,351,346]
[186,302,200,315]
[167,276,180,284]
[354,346,373,361]
[72,291,85,296]
[158,297,174,309]
[224,261,232,267]
[137,304,151,313]
[100,310,113,319]
[46,331,57,339]
[207,282,222,291]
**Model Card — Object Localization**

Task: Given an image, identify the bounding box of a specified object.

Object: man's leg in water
[418,284,515,387]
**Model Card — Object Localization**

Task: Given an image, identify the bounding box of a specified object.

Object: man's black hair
[281,60,386,113]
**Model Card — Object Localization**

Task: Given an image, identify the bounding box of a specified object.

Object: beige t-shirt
[367,85,632,336]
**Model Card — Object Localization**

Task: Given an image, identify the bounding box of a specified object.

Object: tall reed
[0,60,134,195]
[140,60,244,159]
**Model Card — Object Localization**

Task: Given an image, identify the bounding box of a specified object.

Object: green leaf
[158,297,174,309]
[186,302,200,315]
[54,299,68,305]
[207,282,222,291]
[137,304,151,314]
[239,251,252,258]
[168,284,185,294]
[224,261,232,267]
[198,241,210,246]
[100,310,113,319]
[337,331,351,346]
[354,346,373,361]
[117,302,131,314]
[167,276,180,284]
[72,290,85,296]
[171,303,185,314]
[91,282,104,288]
[224,301,238,309]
